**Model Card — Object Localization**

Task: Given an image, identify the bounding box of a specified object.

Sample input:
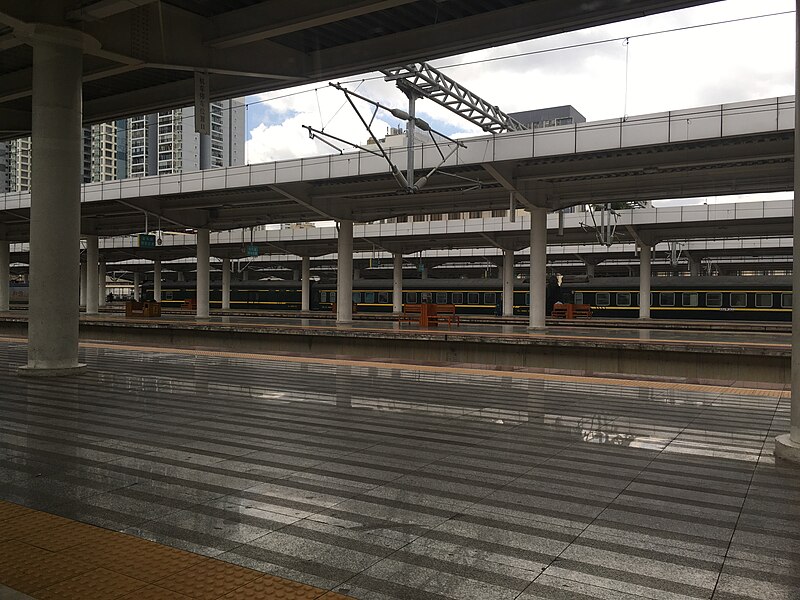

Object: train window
[682,292,699,307]
[467,292,480,304]
[782,293,792,308]
[730,292,747,308]
[525,293,530,306]
[352,292,361,303]
[436,292,448,303]
[706,292,722,307]
[484,292,496,305]
[421,292,433,303]
[364,292,375,303]
[755,293,773,308]
[378,292,389,304]
[405,292,417,303]
[330,291,337,302]
[574,292,583,305]
[164,291,173,300]
[452,292,464,304]
[595,292,610,306]
[616,292,631,306]
[659,292,675,307]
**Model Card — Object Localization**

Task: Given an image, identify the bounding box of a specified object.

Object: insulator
[413,176,428,191]
[389,108,410,121]
[413,118,431,131]
[392,167,409,190]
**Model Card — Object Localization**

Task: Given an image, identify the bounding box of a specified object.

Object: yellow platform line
[0,500,351,600]
[0,335,786,399]
[97,315,791,351]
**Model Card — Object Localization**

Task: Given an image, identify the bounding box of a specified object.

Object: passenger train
[137,275,792,321]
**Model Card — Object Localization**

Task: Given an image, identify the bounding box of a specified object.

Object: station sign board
[246,244,259,257]
[138,234,156,248]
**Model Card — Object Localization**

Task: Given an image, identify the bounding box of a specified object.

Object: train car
[141,280,320,311]
[141,277,563,316]
[564,276,792,321]
[316,277,565,316]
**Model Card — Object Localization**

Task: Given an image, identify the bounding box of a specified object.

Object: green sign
[246,244,259,257]
[138,234,156,248]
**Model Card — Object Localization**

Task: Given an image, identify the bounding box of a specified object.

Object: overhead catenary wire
[3,9,793,144]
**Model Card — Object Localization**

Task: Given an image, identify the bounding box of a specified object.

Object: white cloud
[246,0,795,164]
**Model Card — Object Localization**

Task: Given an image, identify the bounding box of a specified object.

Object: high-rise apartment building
[0,98,246,191]
[127,99,246,178]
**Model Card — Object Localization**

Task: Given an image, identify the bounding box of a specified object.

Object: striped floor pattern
[0,340,798,600]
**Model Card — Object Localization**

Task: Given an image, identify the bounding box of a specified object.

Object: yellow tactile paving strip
[105,315,791,350]
[0,501,353,600]
[0,334,786,399]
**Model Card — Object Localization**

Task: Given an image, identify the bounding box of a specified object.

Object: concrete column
[85,236,98,315]
[292,268,300,281]
[337,219,353,324]
[420,264,428,279]
[98,261,107,307]
[133,272,140,302]
[774,1,800,462]
[222,257,231,310]
[196,228,210,318]
[0,241,9,312]
[528,208,547,329]
[79,263,87,307]
[689,257,701,277]
[586,263,596,278]
[639,245,651,319]
[153,258,162,302]
[502,249,514,317]
[393,253,403,314]
[21,29,86,375]
[301,256,310,311]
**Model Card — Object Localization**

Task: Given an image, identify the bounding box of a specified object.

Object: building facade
[0,98,246,191]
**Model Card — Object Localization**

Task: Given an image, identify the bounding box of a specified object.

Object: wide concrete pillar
[98,261,107,307]
[133,272,140,301]
[688,257,701,277]
[153,258,161,302]
[85,236,98,315]
[393,253,403,314]
[79,263,86,307]
[502,249,514,317]
[639,245,651,319]
[301,256,310,311]
[21,28,86,375]
[586,263,596,278]
[196,228,210,318]
[528,208,547,329]
[222,257,231,310]
[337,220,353,324]
[0,241,9,312]
[775,1,800,463]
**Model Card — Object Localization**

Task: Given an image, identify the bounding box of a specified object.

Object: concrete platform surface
[0,338,798,599]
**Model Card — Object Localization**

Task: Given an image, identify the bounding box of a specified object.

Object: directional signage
[246,244,259,257]
[138,234,156,248]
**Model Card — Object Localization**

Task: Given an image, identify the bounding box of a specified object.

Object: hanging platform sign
[138,234,156,248]
[246,244,259,257]
[194,70,210,135]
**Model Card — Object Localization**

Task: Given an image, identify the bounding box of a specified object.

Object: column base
[18,363,88,377]
[774,434,800,464]
[527,326,547,331]
[336,319,353,325]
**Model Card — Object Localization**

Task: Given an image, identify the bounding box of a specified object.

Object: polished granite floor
[0,339,799,600]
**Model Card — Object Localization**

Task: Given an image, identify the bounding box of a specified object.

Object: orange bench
[399,303,460,327]
[125,300,161,318]
[551,303,592,319]
[182,298,197,310]
[429,303,460,327]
